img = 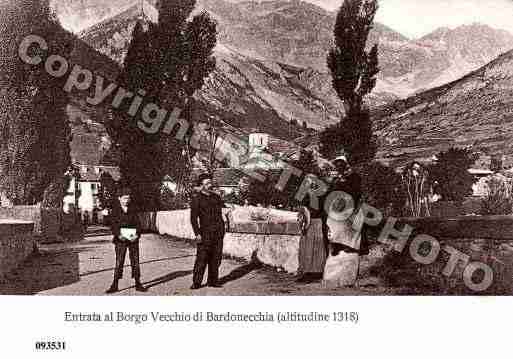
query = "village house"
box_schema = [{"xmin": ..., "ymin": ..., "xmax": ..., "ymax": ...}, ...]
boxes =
[{"xmin": 63, "ymin": 164, "xmax": 121, "ymax": 224}]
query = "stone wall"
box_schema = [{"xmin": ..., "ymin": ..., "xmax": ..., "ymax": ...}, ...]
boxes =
[
  {"xmin": 0, "ymin": 220, "xmax": 35, "ymax": 281},
  {"xmin": 0, "ymin": 205, "xmax": 71, "ymax": 243},
  {"xmin": 367, "ymin": 215, "xmax": 513, "ymax": 294},
  {"xmin": 399, "ymin": 215, "xmax": 513, "ymax": 240},
  {"xmin": 429, "ymin": 197, "xmax": 489, "ymax": 217},
  {"xmin": 139, "ymin": 210, "xmax": 305, "ymax": 273},
  {"xmin": 140, "ymin": 210, "xmax": 513, "ymax": 293}
]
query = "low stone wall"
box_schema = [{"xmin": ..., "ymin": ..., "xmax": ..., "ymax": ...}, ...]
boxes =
[
  {"xmin": 0, "ymin": 205, "xmax": 62, "ymax": 243},
  {"xmin": 429, "ymin": 197, "xmax": 488, "ymax": 217},
  {"xmin": 226, "ymin": 221, "xmax": 302, "ymax": 273},
  {"xmin": 140, "ymin": 210, "xmax": 304, "ymax": 273},
  {"xmin": 0, "ymin": 220, "xmax": 35, "ymax": 281},
  {"xmin": 139, "ymin": 209, "xmax": 233, "ymax": 239},
  {"xmin": 367, "ymin": 215, "xmax": 513, "ymax": 294},
  {"xmin": 399, "ymin": 215, "xmax": 513, "ymax": 240}
]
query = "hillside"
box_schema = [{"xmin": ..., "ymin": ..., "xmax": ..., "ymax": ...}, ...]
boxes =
[
  {"xmin": 75, "ymin": 2, "xmax": 348, "ymax": 133},
  {"xmin": 198, "ymin": 0, "xmax": 513, "ymax": 98},
  {"xmin": 52, "ymin": 0, "xmax": 513, "ymax": 168},
  {"xmin": 55, "ymin": 0, "xmax": 513, "ymax": 100},
  {"xmin": 373, "ymin": 49, "xmax": 513, "ymax": 167}
]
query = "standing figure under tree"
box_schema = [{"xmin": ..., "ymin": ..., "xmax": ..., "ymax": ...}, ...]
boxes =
[
  {"xmin": 106, "ymin": 186, "xmax": 147, "ymax": 293},
  {"xmin": 318, "ymin": 0, "xmax": 380, "ymax": 287},
  {"xmin": 105, "ymin": 0, "xmax": 217, "ymax": 211},
  {"xmin": 321, "ymin": 0, "xmax": 379, "ymax": 166},
  {"xmin": 189, "ymin": 173, "xmax": 231, "ymax": 289}
]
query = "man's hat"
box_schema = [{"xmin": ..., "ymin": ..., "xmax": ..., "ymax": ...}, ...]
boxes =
[
  {"xmin": 196, "ymin": 172, "xmax": 213, "ymax": 187},
  {"xmin": 117, "ymin": 185, "xmax": 132, "ymax": 197},
  {"xmin": 331, "ymin": 154, "xmax": 348, "ymax": 164}
]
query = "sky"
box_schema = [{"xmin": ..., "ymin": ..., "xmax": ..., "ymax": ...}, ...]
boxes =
[
  {"xmin": 308, "ymin": 0, "xmax": 513, "ymax": 38},
  {"xmin": 53, "ymin": 0, "xmax": 513, "ymax": 38}
]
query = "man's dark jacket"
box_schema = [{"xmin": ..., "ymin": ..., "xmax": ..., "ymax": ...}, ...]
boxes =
[
  {"xmin": 110, "ymin": 201, "xmax": 140, "ymax": 243},
  {"xmin": 190, "ymin": 191, "xmax": 225, "ymax": 237}
]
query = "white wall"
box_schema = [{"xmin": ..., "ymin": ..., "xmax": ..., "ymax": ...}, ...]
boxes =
[{"xmin": 62, "ymin": 178, "xmax": 99, "ymax": 213}]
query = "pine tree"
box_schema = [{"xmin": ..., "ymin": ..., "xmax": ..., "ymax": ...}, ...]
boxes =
[
  {"xmin": 321, "ymin": 0, "xmax": 379, "ymax": 165},
  {"xmin": 0, "ymin": 0, "xmax": 73, "ymax": 206}
]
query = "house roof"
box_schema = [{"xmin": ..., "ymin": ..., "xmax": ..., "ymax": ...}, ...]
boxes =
[
  {"xmin": 468, "ymin": 168, "xmax": 494, "ymax": 176},
  {"xmin": 213, "ymin": 168, "xmax": 246, "ymax": 187},
  {"xmin": 267, "ymin": 136, "xmax": 300, "ymax": 158},
  {"xmin": 192, "ymin": 168, "xmax": 291, "ymax": 188},
  {"xmin": 70, "ymin": 133, "xmax": 103, "ymax": 165},
  {"xmin": 78, "ymin": 165, "xmax": 121, "ymax": 182}
]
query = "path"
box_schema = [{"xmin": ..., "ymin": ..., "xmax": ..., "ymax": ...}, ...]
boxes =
[{"xmin": 0, "ymin": 233, "xmax": 395, "ymax": 295}]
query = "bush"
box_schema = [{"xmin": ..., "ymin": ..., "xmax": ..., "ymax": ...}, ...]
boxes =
[
  {"xmin": 221, "ymin": 190, "xmax": 243, "ymax": 205},
  {"xmin": 428, "ymin": 147, "xmax": 478, "ymax": 202},
  {"xmin": 357, "ymin": 162, "xmax": 407, "ymax": 217},
  {"xmin": 401, "ymin": 162, "xmax": 431, "ymax": 217},
  {"xmin": 480, "ymin": 177, "xmax": 513, "ymax": 215},
  {"xmin": 160, "ymin": 186, "xmax": 187, "ymax": 211},
  {"xmin": 319, "ymin": 110, "xmax": 377, "ymax": 166}
]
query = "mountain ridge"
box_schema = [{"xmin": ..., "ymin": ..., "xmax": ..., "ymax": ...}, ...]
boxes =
[
  {"xmin": 53, "ymin": 0, "xmax": 513, "ymax": 168},
  {"xmin": 54, "ymin": 0, "xmax": 513, "ymax": 99},
  {"xmin": 372, "ymin": 47, "xmax": 513, "ymax": 167}
]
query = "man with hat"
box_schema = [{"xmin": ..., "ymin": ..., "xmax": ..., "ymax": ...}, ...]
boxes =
[
  {"xmin": 106, "ymin": 186, "xmax": 147, "ymax": 293},
  {"xmin": 189, "ymin": 173, "xmax": 227, "ymax": 289}
]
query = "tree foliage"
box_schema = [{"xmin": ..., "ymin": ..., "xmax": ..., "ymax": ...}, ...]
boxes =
[
  {"xmin": 358, "ymin": 161, "xmax": 406, "ymax": 217},
  {"xmin": 240, "ymin": 150, "xmax": 322, "ymax": 209},
  {"xmin": 427, "ymin": 147, "xmax": 479, "ymax": 202},
  {"xmin": 479, "ymin": 176, "xmax": 513, "ymax": 215},
  {"xmin": 106, "ymin": 1, "xmax": 217, "ymax": 210},
  {"xmin": 319, "ymin": 109, "xmax": 376, "ymax": 165},
  {"xmin": 327, "ymin": 0, "xmax": 379, "ymax": 115},
  {"xmin": 322, "ymin": 0, "xmax": 379, "ymax": 165},
  {"xmin": 0, "ymin": 0, "xmax": 73, "ymax": 206},
  {"xmin": 98, "ymin": 171, "xmax": 117, "ymax": 210}
]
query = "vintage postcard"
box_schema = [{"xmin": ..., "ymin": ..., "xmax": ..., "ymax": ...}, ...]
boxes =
[{"xmin": 0, "ymin": 0, "xmax": 511, "ymax": 356}]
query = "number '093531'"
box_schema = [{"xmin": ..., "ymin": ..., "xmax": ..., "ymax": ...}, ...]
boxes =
[{"xmin": 34, "ymin": 341, "xmax": 66, "ymax": 350}]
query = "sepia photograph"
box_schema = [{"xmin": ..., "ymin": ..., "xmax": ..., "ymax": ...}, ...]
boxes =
[{"xmin": 1, "ymin": 0, "xmax": 513, "ymax": 298}]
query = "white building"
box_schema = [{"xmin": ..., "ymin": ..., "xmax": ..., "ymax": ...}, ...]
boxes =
[{"xmin": 63, "ymin": 165, "xmax": 120, "ymax": 223}]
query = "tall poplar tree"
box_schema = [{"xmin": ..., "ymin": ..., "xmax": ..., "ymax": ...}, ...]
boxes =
[
  {"xmin": 0, "ymin": 0, "xmax": 73, "ymax": 206},
  {"xmin": 107, "ymin": 0, "xmax": 217, "ymax": 210},
  {"xmin": 320, "ymin": 0, "xmax": 379, "ymax": 165}
]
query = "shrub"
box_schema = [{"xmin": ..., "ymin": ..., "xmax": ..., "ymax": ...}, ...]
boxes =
[
  {"xmin": 358, "ymin": 161, "xmax": 407, "ymax": 217},
  {"xmin": 160, "ymin": 186, "xmax": 187, "ymax": 211},
  {"xmin": 428, "ymin": 147, "xmax": 478, "ymax": 202},
  {"xmin": 480, "ymin": 177, "xmax": 513, "ymax": 215},
  {"xmin": 221, "ymin": 190, "xmax": 243, "ymax": 205},
  {"xmin": 401, "ymin": 162, "xmax": 431, "ymax": 217}
]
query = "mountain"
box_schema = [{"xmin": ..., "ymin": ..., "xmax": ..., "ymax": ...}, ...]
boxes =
[
  {"xmin": 198, "ymin": 0, "xmax": 513, "ymax": 98},
  {"xmin": 200, "ymin": 0, "xmax": 408, "ymax": 72},
  {"xmin": 52, "ymin": 0, "xmax": 513, "ymax": 168},
  {"xmin": 74, "ymin": 1, "xmax": 350, "ymax": 135},
  {"xmin": 406, "ymin": 23, "xmax": 513, "ymax": 93},
  {"xmin": 53, "ymin": 0, "xmax": 513, "ymax": 99},
  {"xmin": 372, "ymin": 49, "xmax": 513, "ymax": 167},
  {"xmin": 50, "ymin": 0, "xmax": 137, "ymax": 34}
]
